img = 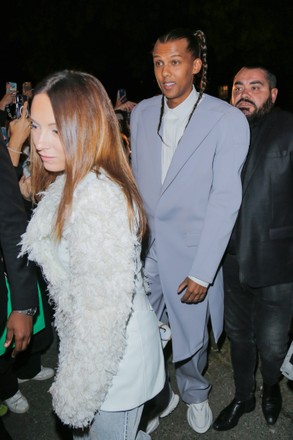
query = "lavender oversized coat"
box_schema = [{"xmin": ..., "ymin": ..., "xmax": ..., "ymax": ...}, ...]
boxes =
[{"xmin": 131, "ymin": 94, "xmax": 250, "ymax": 362}]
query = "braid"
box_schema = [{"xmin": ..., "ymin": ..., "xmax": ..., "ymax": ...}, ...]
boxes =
[
  {"xmin": 184, "ymin": 30, "xmax": 208, "ymax": 119},
  {"xmin": 194, "ymin": 30, "xmax": 208, "ymax": 98},
  {"xmin": 157, "ymin": 96, "xmax": 165, "ymax": 136}
]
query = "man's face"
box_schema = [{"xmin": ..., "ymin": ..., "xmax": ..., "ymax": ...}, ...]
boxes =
[
  {"xmin": 231, "ymin": 68, "xmax": 278, "ymax": 121},
  {"xmin": 153, "ymin": 38, "xmax": 202, "ymax": 109}
]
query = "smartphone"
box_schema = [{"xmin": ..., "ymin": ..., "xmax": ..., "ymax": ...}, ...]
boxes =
[
  {"xmin": 118, "ymin": 88, "xmax": 127, "ymax": 104},
  {"xmin": 22, "ymin": 157, "xmax": 31, "ymax": 179},
  {"xmin": 6, "ymin": 82, "xmax": 17, "ymax": 95},
  {"xmin": 15, "ymin": 94, "xmax": 29, "ymax": 118}
]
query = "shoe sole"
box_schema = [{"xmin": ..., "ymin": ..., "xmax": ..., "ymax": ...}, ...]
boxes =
[
  {"xmin": 160, "ymin": 393, "xmax": 180, "ymax": 418},
  {"xmin": 18, "ymin": 372, "xmax": 54, "ymax": 384},
  {"xmin": 18, "ymin": 375, "xmax": 54, "ymax": 384},
  {"xmin": 17, "ymin": 378, "xmax": 30, "ymax": 384},
  {"xmin": 146, "ymin": 417, "xmax": 160, "ymax": 434},
  {"xmin": 146, "ymin": 393, "xmax": 180, "ymax": 434}
]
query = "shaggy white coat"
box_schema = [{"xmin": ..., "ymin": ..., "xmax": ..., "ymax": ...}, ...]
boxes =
[{"xmin": 20, "ymin": 171, "xmax": 137, "ymax": 428}]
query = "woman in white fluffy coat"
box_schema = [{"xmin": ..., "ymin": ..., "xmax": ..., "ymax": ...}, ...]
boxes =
[{"xmin": 20, "ymin": 70, "xmax": 165, "ymax": 440}]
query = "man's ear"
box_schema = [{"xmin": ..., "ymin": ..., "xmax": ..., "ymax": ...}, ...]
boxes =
[
  {"xmin": 271, "ymin": 87, "xmax": 278, "ymax": 104},
  {"xmin": 193, "ymin": 58, "xmax": 202, "ymax": 75}
]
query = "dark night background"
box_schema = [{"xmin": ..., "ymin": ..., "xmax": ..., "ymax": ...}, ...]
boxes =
[{"xmin": 2, "ymin": 0, "xmax": 293, "ymax": 110}]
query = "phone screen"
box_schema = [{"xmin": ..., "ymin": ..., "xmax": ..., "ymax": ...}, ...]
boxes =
[
  {"xmin": 118, "ymin": 88, "xmax": 127, "ymax": 103},
  {"xmin": 6, "ymin": 82, "xmax": 17, "ymax": 95}
]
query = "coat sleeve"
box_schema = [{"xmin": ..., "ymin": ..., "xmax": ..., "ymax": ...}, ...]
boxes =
[
  {"xmin": 189, "ymin": 108, "xmax": 250, "ymax": 283},
  {"xmin": 0, "ymin": 141, "xmax": 38, "ymax": 313}
]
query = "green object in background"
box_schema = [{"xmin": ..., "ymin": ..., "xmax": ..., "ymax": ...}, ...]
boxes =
[
  {"xmin": 0, "ymin": 279, "xmax": 45, "ymax": 356},
  {"xmin": 0, "ymin": 404, "xmax": 8, "ymax": 416}
]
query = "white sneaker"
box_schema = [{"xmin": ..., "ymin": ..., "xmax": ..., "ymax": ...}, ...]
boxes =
[
  {"xmin": 4, "ymin": 390, "xmax": 29, "ymax": 414},
  {"xmin": 187, "ymin": 400, "xmax": 213, "ymax": 433},
  {"xmin": 160, "ymin": 390, "xmax": 180, "ymax": 418},
  {"xmin": 18, "ymin": 365, "xmax": 54, "ymax": 383},
  {"xmin": 146, "ymin": 390, "xmax": 180, "ymax": 434}
]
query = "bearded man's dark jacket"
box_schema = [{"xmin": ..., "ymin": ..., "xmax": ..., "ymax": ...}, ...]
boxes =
[{"xmin": 228, "ymin": 108, "xmax": 293, "ymax": 287}]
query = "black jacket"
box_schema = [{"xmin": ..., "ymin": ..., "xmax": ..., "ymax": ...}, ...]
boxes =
[
  {"xmin": 0, "ymin": 136, "xmax": 38, "ymax": 334},
  {"xmin": 233, "ymin": 108, "xmax": 293, "ymax": 287}
]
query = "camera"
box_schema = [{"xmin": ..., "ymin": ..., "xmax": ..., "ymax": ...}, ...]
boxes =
[{"xmin": 15, "ymin": 94, "xmax": 29, "ymax": 119}]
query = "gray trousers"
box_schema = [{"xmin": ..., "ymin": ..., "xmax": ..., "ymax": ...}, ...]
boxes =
[{"xmin": 144, "ymin": 244, "xmax": 211, "ymax": 405}]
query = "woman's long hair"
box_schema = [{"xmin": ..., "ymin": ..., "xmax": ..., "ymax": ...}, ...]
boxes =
[{"xmin": 30, "ymin": 70, "xmax": 146, "ymax": 240}]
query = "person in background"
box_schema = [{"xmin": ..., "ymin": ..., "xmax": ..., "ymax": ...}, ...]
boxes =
[
  {"xmin": 114, "ymin": 89, "xmax": 136, "ymax": 162},
  {"xmin": 20, "ymin": 70, "xmax": 165, "ymax": 440},
  {"xmin": 6, "ymin": 101, "xmax": 30, "ymax": 165},
  {"xmin": 0, "ymin": 90, "xmax": 15, "ymax": 143},
  {"xmin": 0, "ymin": 99, "xmax": 54, "ymax": 416},
  {"xmin": 213, "ymin": 66, "xmax": 293, "ymax": 431},
  {"xmin": 0, "ymin": 81, "xmax": 33, "ymax": 143},
  {"xmin": 0, "ymin": 126, "xmax": 38, "ymax": 439},
  {"xmin": 22, "ymin": 82, "xmax": 33, "ymax": 100},
  {"xmin": 130, "ymin": 27, "xmax": 249, "ymax": 434}
]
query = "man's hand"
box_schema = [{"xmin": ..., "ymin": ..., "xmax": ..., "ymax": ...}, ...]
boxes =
[
  {"xmin": 7, "ymin": 101, "xmax": 30, "ymax": 165},
  {"xmin": 0, "ymin": 92, "xmax": 15, "ymax": 110},
  {"xmin": 178, "ymin": 277, "xmax": 208, "ymax": 304},
  {"xmin": 4, "ymin": 311, "xmax": 33, "ymax": 358},
  {"xmin": 114, "ymin": 100, "xmax": 136, "ymax": 112}
]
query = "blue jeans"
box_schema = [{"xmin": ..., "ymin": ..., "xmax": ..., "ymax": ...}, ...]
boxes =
[
  {"xmin": 224, "ymin": 254, "xmax": 293, "ymax": 401},
  {"xmin": 72, "ymin": 404, "xmax": 150, "ymax": 440}
]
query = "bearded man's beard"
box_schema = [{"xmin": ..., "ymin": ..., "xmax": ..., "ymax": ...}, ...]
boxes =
[{"xmin": 247, "ymin": 96, "xmax": 274, "ymax": 124}]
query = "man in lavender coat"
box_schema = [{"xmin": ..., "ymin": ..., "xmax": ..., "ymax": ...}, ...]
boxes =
[{"xmin": 131, "ymin": 28, "xmax": 249, "ymax": 434}]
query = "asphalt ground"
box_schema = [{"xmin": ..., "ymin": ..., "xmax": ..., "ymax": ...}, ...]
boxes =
[{"xmin": 2, "ymin": 331, "xmax": 293, "ymax": 440}]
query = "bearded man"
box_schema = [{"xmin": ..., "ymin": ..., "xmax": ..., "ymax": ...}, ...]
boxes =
[{"xmin": 213, "ymin": 66, "xmax": 293, "ymax": 431}]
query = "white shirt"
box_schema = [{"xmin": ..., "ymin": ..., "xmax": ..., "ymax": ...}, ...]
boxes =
[
  {"xmin": 161, "ymin": 86, "xmax": 199, "ymax": 183},
  {"xmin": 160, "ymin": 87, "xmax": 208, "ymax": 288}
]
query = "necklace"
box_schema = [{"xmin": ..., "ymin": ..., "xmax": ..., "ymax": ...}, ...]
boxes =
[{"xmin": 157, "ymin": 93, "xmax": 203, "ymax": 147}]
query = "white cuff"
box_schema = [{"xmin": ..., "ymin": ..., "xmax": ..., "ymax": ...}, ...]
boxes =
[{"xmin": 188, "ymin": 276, "xmax": 209, "ymax": 288}]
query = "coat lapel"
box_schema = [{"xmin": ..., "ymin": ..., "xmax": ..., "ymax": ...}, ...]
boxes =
[
  {"xmin": 242, "ymin": 118, "xmax": 270, "ymax": 196},
  {"xmin": 160, "ymin": 99, "xmax": 224, "ymax": 195}
]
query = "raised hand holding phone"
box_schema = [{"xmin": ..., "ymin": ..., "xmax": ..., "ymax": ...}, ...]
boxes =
[{"xmin": 7, "ymin": 101, "xmax": 30, "ymax": 165}]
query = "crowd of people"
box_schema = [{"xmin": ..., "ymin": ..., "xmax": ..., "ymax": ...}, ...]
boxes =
[{"xmin": 0, "ymin": 26, "xmax": 292, "ymax": 440}]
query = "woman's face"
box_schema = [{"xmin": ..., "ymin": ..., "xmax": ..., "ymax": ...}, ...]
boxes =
[{"xmin": 30, "ymin": 93, "xmax": 66, "ymax": 172}]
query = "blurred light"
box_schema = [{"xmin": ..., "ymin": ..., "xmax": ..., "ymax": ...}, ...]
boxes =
[{"xmin": 218, "ymin": 85, "xmax": 229, "ymax": 100}]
